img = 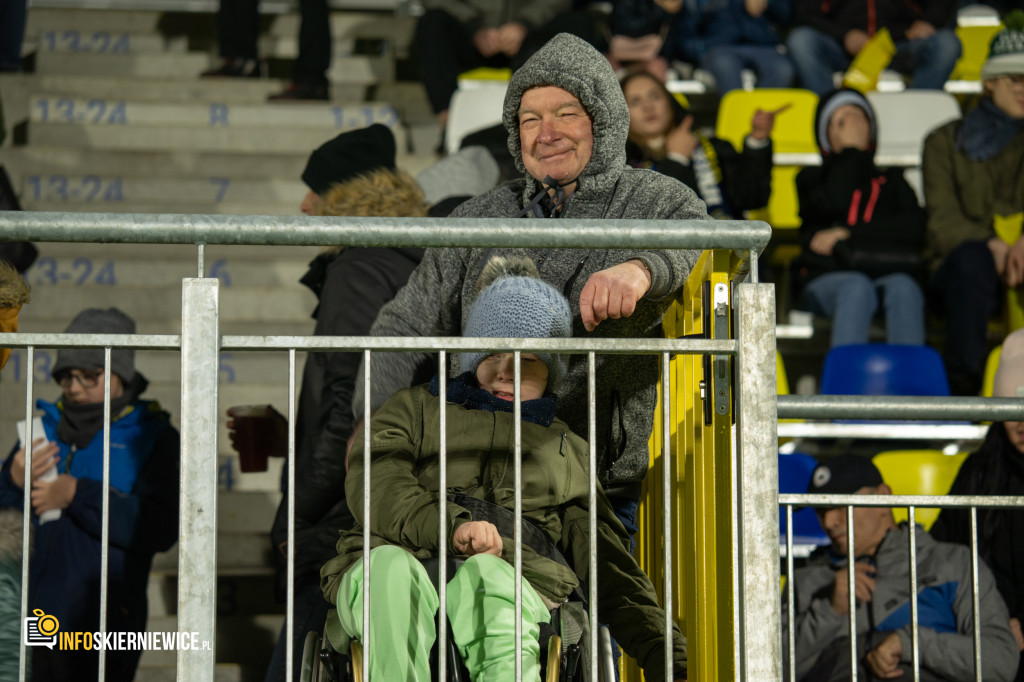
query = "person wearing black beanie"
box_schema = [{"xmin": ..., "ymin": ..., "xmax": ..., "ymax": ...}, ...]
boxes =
[{"xmin": 299, "ymin": 124, "xmax": 397, "ymax": 215}]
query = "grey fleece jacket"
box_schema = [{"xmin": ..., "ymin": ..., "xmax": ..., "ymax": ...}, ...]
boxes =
[
  {"xmin": 783, "ymin": 524, "xmax": 1020, "ymax": 682},
  {"xmin": 354, "ymin": 33, "xmax": 708, "ymax": 498}
]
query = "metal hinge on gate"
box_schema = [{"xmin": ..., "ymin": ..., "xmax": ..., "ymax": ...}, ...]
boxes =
[{"xmin": 712, "ymin": 283, "xmax": 731, "ymax": 418}]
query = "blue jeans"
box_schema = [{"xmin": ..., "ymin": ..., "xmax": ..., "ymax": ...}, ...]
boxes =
[
  {"xmin": 786, "ymin": 26, "xmax": 961, "ymax": 95},
  {"xmin": 801, "ymin": 271, "xmax": 925, "ymax": 347},
  {"xmin": 701, "ymin": 44, "xmax": 796, "ymax": 93}
]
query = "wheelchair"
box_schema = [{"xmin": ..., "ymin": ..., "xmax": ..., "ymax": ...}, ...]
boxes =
[{"xmin": 299, "ymin": 556, "xmax": 617, "ymax": 682}]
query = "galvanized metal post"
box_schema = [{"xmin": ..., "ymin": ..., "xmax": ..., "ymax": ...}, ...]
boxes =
[
  {"xmin": 177, "ymin": 278, "xmax": 220, "ymax": 680},
  {"xmin": 733, "ymin": 283, "xmax": 781, "ymax": 681}
]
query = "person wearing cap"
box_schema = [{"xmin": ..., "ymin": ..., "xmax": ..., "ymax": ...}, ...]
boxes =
[
  {"xmin": 0, "ymin": 307, "xmax": 180, "ymax": 681},
  {"xmin": 621, "ymin": 70, "xmax": 775, "ymax": 220},
  {"xmin": 923, "ymin": 11, "xmax": 1024, "ymax": 397},
  {"xmin": 322, "ymin": 255, "xmax": 687, "ymax": 682},
  {"xmin": 785, "ymin": 454, "xmax": 1019, "ymax": 681},
  {"xmin": 225, "ymin": 125, "xmax": 434, "ymax": 682},
  {"xmin": 793, "ymin": 88, "xmax": 927, "ymax": 348},
  {"xmin": 353, "ymin": 35, "xmax": 710, "ymax": 553},
  {"xmin": 932, "ymin": 326, "xmax": 1024, "ymax": 680}
]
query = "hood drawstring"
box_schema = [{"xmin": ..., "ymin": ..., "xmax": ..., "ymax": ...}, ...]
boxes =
[{"xmin": 517, "ymin": 175, "xmax": 579, "ymax": 218}]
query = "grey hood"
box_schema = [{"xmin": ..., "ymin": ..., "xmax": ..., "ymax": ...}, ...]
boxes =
[{"xmin": 501, "ymin": 33, "xmax": 630, "ymax": 202}]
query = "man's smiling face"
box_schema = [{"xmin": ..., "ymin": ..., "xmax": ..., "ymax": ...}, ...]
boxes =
[{"xmin": 518, "ymin": 86, "xmax": 594, "ymax": 191}]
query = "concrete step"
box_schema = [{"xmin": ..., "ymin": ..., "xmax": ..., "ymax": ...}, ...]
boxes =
[
  {"xmin": 147, "ymin": 566, "xmax": 281, "ymax": 618},
  {"xmin": 26, "ymin": 8, "xmax": 165, "ymax": 35},
  {"xmin": 4, "ymin": 146, "xmax": 437, "ymax": 184},
  {"xmin": 151, "ymin": 533, "xmax": 277, "ymax": 573},
  {"xmin": 20, "ymin": 241, "xmax": 318, "ymax": 262},
  {"xmin": 28, "ymin": 120, "xmax": 408, "ymax": 153},
  {"xmin": 35, "ymin": 50, "xmax": 211, "ymax": 77},
  {"xmin": 268, "ymin": 11, "xmax": 406, "ymax": 39},
  {"xmin": 10, "ymin": 73, "xmax": 366, "ymax": 103},
  {"xmin": 32, "ymin": 29, "xmax": 187, "ymax": 54},
  {"xmin": 19, "ymin": 173, "xmax": 309, "ymax": 206},
  {"xmin": 28, "ymin": 95, "xmax": 399, "ymax": 129},
  {"xmin": 20, "ymin": 200, "xmax": 301, "ymax": 215}
]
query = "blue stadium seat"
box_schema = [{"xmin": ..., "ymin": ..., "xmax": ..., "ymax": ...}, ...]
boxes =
[
  {"xmin": 820, "ymin": 344, "xmax": 951, "ymax": 396},
  {"xmin": 778, "ymin": 452, "xmax": 830, "ymax": 551}
]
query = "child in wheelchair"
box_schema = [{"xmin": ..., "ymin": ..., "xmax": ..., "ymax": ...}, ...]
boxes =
[{"xmin": 319, "ymin": 255, "xmax": 687, "ymax": 681}]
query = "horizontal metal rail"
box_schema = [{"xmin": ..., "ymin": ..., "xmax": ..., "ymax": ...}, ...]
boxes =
[
  {"xmin": 778, "ymin": 394, "xmax": 1024, "ymax": 422},
  {"xmin": 779, "ymin": 493, "xmax": 1024, "ymax": 508},
  {"xmin": 777, "ymin": 422, "xmax": 988, "ymax": 440},
  {"xmin": 0, "ymin": 212, "xmax": 772, "ymax": 251}
]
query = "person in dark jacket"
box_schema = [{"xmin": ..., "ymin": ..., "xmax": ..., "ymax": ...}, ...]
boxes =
[
  {"xmin": 322, "ymin": 255, "xmax": 688, "ymax": 682},
  {"xmin": 784, "ymin": 455, "xmax": 1020, "ymax": 681},
  {"xmin": 786, "ymin": 0, "xmax": 961, "ymax": 95},
  {"xmin": 621, "ymin": 70, "xmax": 774, "ymax": 218},
  {"xmin": 922, "ymin": 14, "xmax": 1024, "ymax": 396},
  {"xmin": 932, "ymin": 326, "xmax": 1024, "ymax": 681},
  {"xmin": 607, "ymin": 0, "xmax": 687, "ymax": 80},
  {"xmin": 0, "ymin": 307, "xmax": 180, "ymax": 682},
  {"xmin": 224, "ymin": 125, "xmax": 432, "ymax": 682},
  {"xmin": 668, "ymin": 0, "xmax": 795, "ymax": 93},
  {"xmin": 794, "ymin": 88, "xmax": 928, "ymax": 347}
]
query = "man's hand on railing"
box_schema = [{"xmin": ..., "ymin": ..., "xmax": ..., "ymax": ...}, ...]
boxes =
[
  {"xmin": 452, "ymin": 521, "xmax": 503, "ymax": 558},
  {"xmin": 579, "ymin": 260, "xmax": 651, "ymax": 332},
  {"xmin": 10, "ymin": 439, "xmax": 59, "ymax": 490}
]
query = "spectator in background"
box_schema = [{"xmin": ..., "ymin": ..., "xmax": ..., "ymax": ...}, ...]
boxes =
[
  {"xmin": 607, "ymin": 0, "xmax": 687, "ymax": 81},
  {"xmin": 0, "ymin": 260, "xmax": 29, "ymax": 371},
  {"xmin": 0, "ymin": 0, "xmax": 26, "ymax": 72},
  {"xmin": 0, "ymin": 307, "xmax": 180, "ymax": 682},
  {"xmin": 922, "ymin": 14, "xmax": 1024, "ymax": 395},
  {"xmin": 621, "ymin": 71, "xmax": 775, "ymax": 218},
  {"xmin": 201, "ymin": 0, "xmax": 331, "ymax": 100},
  {"xmin": 668, "ymin": 0, "xmax": 795, "ymax": 93},
  {"xmin": 787, "ymin": 0, "xmax": 961, "ymax": 95},
  {"xmin": 932, "ymin": 326, "xmax": 1024, "ymax": 680},
  {"xmin": 794, "ymin": 89, "xmax": 927, "ymax": 347},
  {"xmin": 413, "ymin": 0, "xmax": 599, "ymax": 141},
  {"xmin": 784, "ymin": 455, "xmax": 1020, "ymax": 682}
]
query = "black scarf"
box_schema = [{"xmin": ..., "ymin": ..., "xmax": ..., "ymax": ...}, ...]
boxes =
[
  {"xmin": 56, "ymin": 373, "xmax": 147, "ymax": 449},
  {"xmin": 956, "ymin": 97, "xmax": 1024, "ymax": 162},
  {"xmin": 428, "ymin": 372, "xmax": 558, "ymax": 427}
]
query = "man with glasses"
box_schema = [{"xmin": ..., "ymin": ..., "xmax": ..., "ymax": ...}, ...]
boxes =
[
  {"xmin": 0, "ymin": 307, "xmax": 180, "ymax": 682},
  {"xmin": 784, "ymin": 455, "xmax": 1019, "ymax": 682}
]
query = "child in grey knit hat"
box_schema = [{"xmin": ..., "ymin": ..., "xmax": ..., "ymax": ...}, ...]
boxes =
[{"xmin": 323, "ymin": 254, "xmax": 687, "ymax": 682}]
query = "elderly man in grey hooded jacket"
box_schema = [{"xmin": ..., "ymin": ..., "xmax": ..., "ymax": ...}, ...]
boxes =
[{"xmin": 352, "ymin": 33, "xmax": 709, "ymax": 529}]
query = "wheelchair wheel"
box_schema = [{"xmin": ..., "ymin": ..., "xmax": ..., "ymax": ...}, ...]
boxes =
[
  {"xmin": 545, "ymin": 634, "xmax": 562, "ymax": 682},
  {"xmin": 300, "ymin": 631, "xmax": 319, "ymax": 682}
]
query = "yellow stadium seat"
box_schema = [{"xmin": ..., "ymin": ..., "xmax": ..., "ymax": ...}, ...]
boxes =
[
  {"xmin": 457, "ymin": 67, "xmax": 513, "ymax": 83},
  {"xmin": 872, "ymin": 450, "xmax": 968, "ymax": 530},
  {"xmin": 951, "ymin": 23, "xmax": 1003, "ymax": 82},
  {"xmin": 715, "ymin": 89, "xmax": 819, "ymax": 231},
  {"xmin": 983, "ymin": 345, "xmax": 1002, "ymax": 398}
]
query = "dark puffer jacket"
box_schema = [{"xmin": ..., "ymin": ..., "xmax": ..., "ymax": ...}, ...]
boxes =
[{"xmin": 353, "ymin": 33, "xmax": 708, "ymax": 500}]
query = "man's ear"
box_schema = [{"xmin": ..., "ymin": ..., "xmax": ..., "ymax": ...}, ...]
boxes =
[{"xmin": 877, "ymin": 483, "xmax": 892, "ymax": 495}]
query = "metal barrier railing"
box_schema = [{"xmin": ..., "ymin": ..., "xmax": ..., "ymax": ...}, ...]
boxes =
[{"xmin": 2, "ymin": 212, "xmax": 775, "ymax": 682}]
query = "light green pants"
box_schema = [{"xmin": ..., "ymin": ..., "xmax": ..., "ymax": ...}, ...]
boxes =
[{"xmin": 336, "ymin": 546, "xmax": 551, "ymax": 681}]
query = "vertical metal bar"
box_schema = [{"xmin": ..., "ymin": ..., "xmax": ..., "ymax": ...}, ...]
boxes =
[
  {"xmin": 908, "ymin": 507, "xmax": 920, "ymax": 682},
  {"xmin": 178, "ymin": 278, "xmax": 220, "ymax": 678},
  {"xmin": 749, "ymin": 248, "xmax": 759, "ymax": 284},
  {"xmin": 362, "ymin": 349, "xmax": 371, "ymax": 678},
  {"xmin": 514, "ymin": 350, "xmax": 523, "ymax": 682},
  {"xmin": 588, "ymin": 351, "xmax": 598, "ymax": 682},
  {"xmin": 98, "ymin": 348, "xmax": 112, "ymax": 681},
  {"xmin": 847, "ymin": 505, "xmax": 857, "ymax": 682},
  {"xmin": 786, "ymin": 505, "xmax": 796, "ymax": 682},
  {"xmin": 18, "ymin": 347, "xmax": 34, "ymax": 682},
  {"xmin": 197, "ymin": 243, "xmax": 206, "ymax": 278},
  {"xmin": 437, "ymin": 350, "xmax": 448, "ymax": 682},
  {"xmin": 662, "ymin": 350, "xmax": 673, "ymax": 682},
  {"xmin": 734, "ymin": 283, "xmax": 781, "ymax": 681},
  {"xmin": 970, "ymin": 507, "xmax": 982, "ymax": 681},
  {"xmin": 285, "ymin": 349, "xmax": 297, "ymax": 682}
]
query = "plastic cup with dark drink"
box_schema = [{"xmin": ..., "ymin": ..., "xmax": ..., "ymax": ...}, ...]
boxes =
[{"xmin": 226, "ymin": 404, "xmax": 287, "ymax": 473}]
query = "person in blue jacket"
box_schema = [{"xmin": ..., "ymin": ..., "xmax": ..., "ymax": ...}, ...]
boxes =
[{"xmin": 0, "ymin": 307, "xmax": 180, "ymax": 682}]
